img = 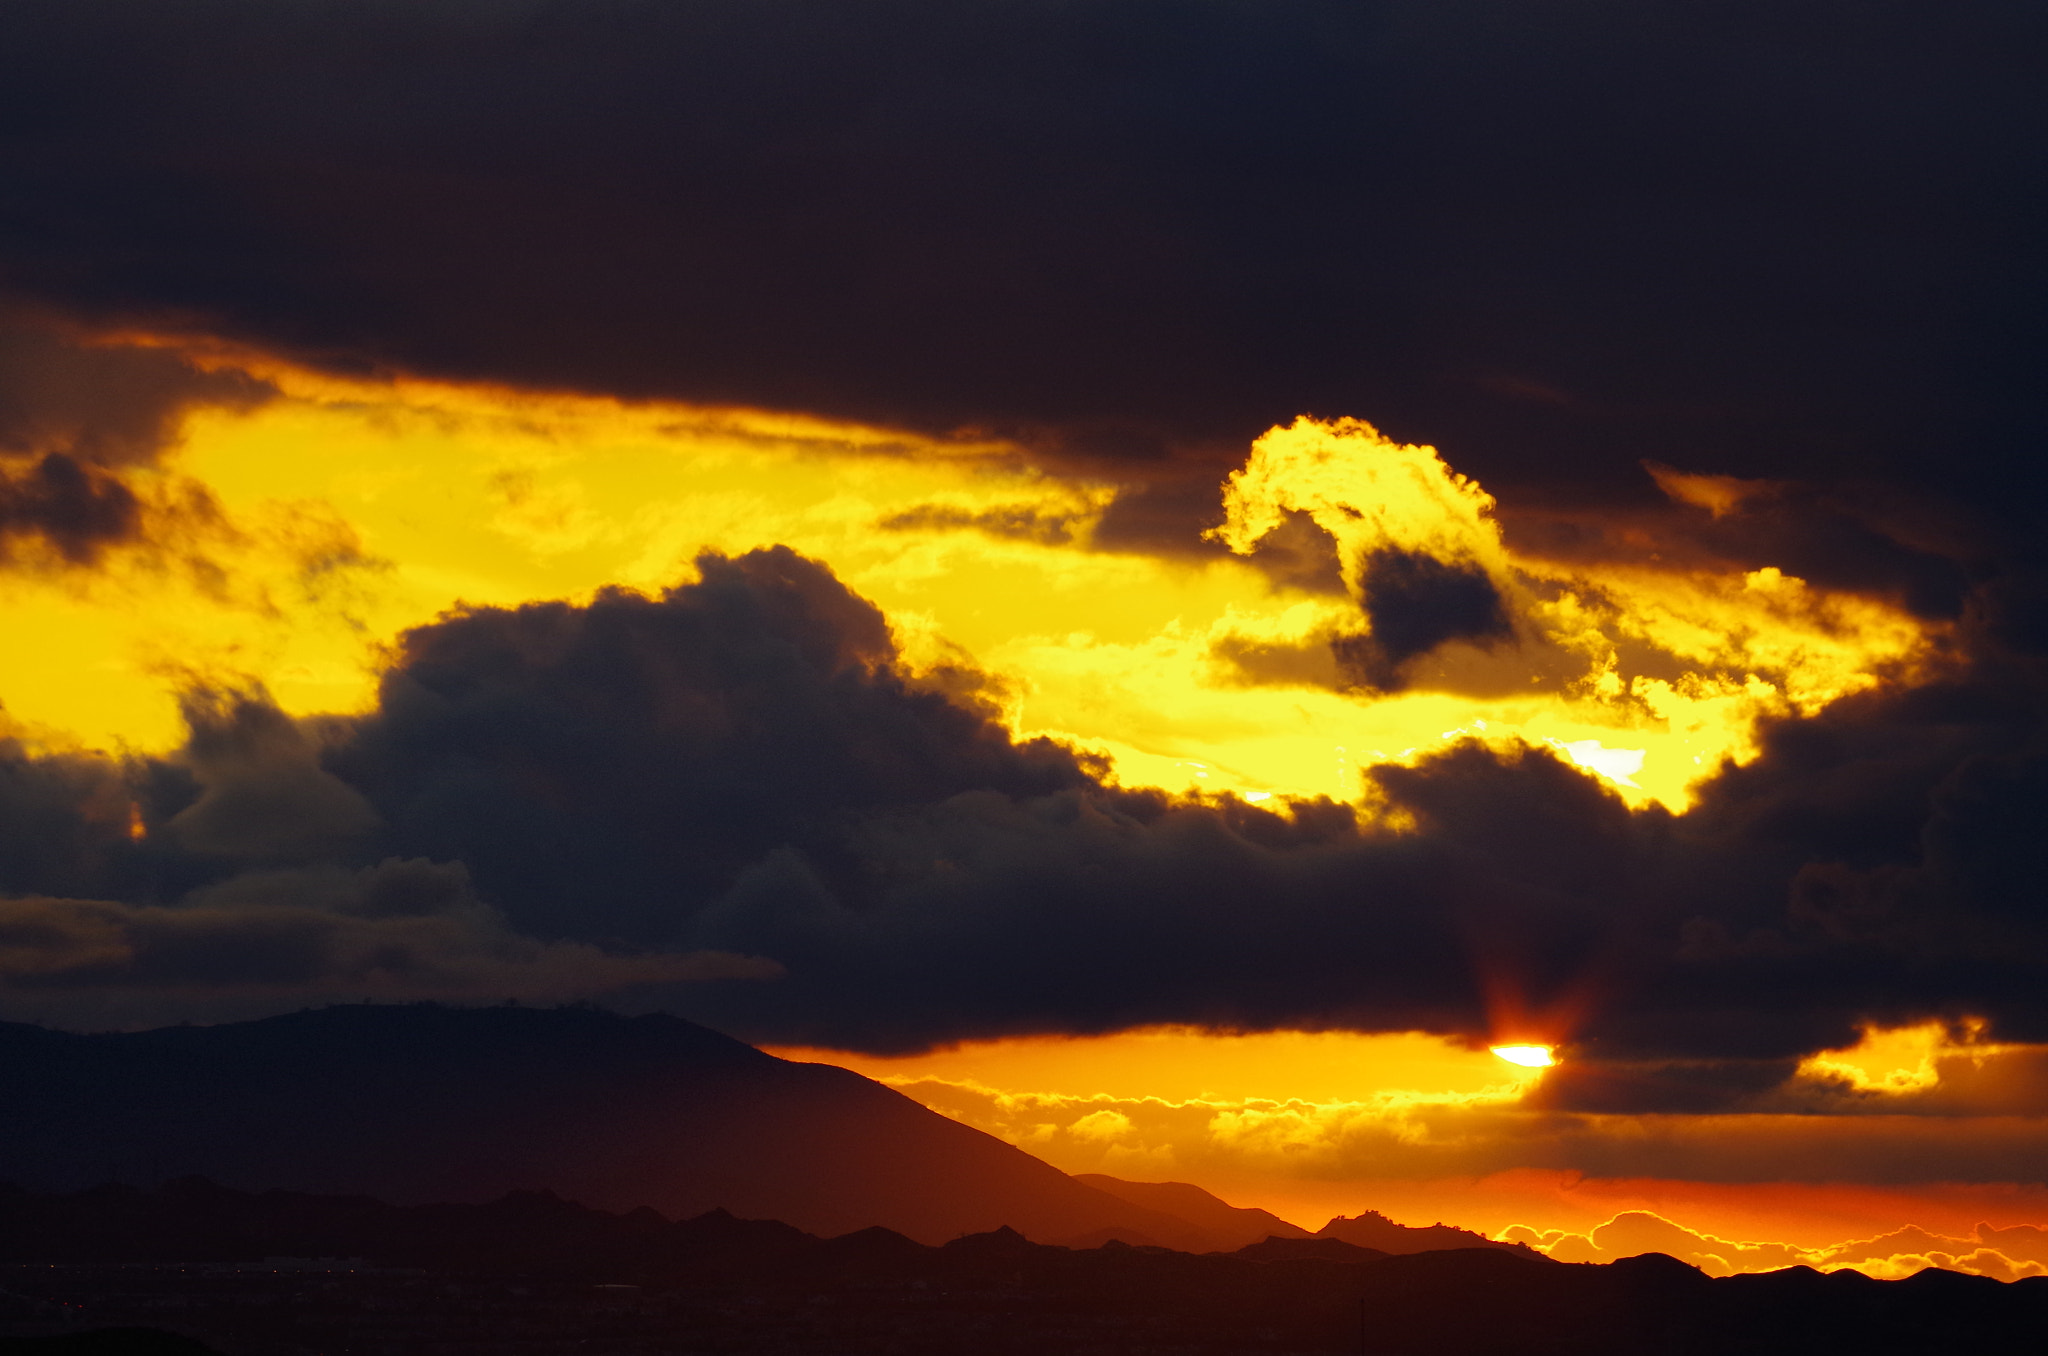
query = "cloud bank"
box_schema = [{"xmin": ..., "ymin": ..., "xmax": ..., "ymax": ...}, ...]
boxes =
[{"xmin": 0, "ymin": 537, "xmax": 2040, "ymax": 1091}]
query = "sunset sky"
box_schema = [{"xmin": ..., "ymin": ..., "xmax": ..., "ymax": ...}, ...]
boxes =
[{"xmin": 5, "ymin": 0, "xmax": 2048, "ymax": 1283}]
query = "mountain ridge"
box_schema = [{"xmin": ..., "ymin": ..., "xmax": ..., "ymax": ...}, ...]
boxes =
[
  {"xmin": 3, "ymin": 1179, "xmax": 2044, "ymax": 1355},
  {"xmin": 1317, "ymin": 1207, "xmax": 1541, "ymax": 1258},
  {"xmin": 0, "ymin": 1004, "xmax": 1209, "ymax": 1248},
  {"xmin": 1073, "ymin": 1173, "xmax": 1314, "ymax": 1250}
]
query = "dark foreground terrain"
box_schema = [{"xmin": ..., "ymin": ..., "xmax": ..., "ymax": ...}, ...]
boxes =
[
  {"xmin": 2, "ymin": 1181, "xmax": 2043, "ymax": 1356},
  {"xmin": 0, "ymin": 1006, "xmax": 1213, "ymax": 1248}
]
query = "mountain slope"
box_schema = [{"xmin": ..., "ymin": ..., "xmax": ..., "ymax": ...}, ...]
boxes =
[{"xmin": 0, "ymin": 1004, "xmax": 1206, "ymax": 1247}]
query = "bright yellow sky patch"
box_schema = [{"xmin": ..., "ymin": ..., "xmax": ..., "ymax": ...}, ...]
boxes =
[
  {"xmin": 0, "ymin": 362, "xmax": 1937, "ymax": 820},
  {"xmin": 1796, "ymin": 1019, "xmax": 2011, "ymax": 1096},
  {"xmin": 768, "ymin": 1026, "xmax": 1530, "ymax": 1104}
]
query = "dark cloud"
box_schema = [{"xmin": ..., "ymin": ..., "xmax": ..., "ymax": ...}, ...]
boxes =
[
  {"xmin": 0, "ymin": 732, "xmax": 769, "ymax": 1027},
  {"xmin": 325, "ymin": 547, "xmax": 1101, "ymax": 949},
  {"xmin": 166, "ymin": 688, "xmax": 382, "ymax": 864},
  {"xmin": 0, "ymin": 313, "xmax": 271, "ymax": 468},
  {"xmin": 0, "ymin": 451, "xmax": 138, "ymax": 564},
  {"xmin": 6, "ymin": 546, "xmax": 2048, "ymax": 1091},
  {"xmin": 1499, "ymin": 471, "xmax": 1980, "ymax": 624},
  {"xmin": 316, "ymin": 556, "xmax": 2048, "ymax": 1066},
  {"xmin": 0, "ymin": 312, "xmax": 272, "ymax": 563},
  {"xmin": 1333, "ymin": 549, "xmax": 1514, "ymax": 692},
  {"xmin": 0, "ymin": 732, "xmax": 141, "ymax": 902},
  {"xmin": 1522, "ymin": 1056, "xmax": 1806, "ymax": 1116},
  {"xmin": 1206, "ymin": 546, "xmax": 1578, "ymax": 700},
  {"xmin": 0, "ymin": 0, "xmax": 2043, "ymax": 557},
  {"xmin": 0, "ymin": 873, "xmax": 770, "ymax": 1030},
  {"xmin": 1206, "ymin": 631, "xmax": 1344, "ymax": 691},
  {"xmin": 876, "ymin": 504, "xmax": 1078, "ymax": 546}
]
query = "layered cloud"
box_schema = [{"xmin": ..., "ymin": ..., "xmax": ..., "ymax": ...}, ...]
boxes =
[
  {"xmin": 0, "ymin": 867, "xmax": 765, "ymax": 1030},
  {"xmin": 0, "ymin": 697, "xmax": 774, "ymax": 1027}
]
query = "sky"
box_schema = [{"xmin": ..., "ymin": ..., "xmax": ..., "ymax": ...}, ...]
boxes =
[{"xmin": 4, "ymin": 0, "xmax": 2048, "ymax": 1282}]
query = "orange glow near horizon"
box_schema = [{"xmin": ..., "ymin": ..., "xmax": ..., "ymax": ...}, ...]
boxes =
[
  {"xmin": 766, "ymin": 1026, "xmax": 1539, "ymax": 1106},
  {"xmin": 1208, "ymin": 1172, "xmax": 2048, "ymax": 1269},
  {"xmin": 769, "ymin": 1027, "xmax": 2048, "ymax": 1280}
]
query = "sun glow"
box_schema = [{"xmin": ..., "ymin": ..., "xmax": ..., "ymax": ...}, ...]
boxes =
[
  {"xmin": 1490, "ymin": 1044, "xmax": 1556, "ymax": 1068},
  {"xmin": 768, "ymin": 1027, "xmax": 1527, "ymax": 1105}
]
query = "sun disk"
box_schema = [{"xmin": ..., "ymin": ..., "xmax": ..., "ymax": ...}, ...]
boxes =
[{"xmin": 1491, "ymin": 1044, "xmax": 1555, "ymax": 1068}]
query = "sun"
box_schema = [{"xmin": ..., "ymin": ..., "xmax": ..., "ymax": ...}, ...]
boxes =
[{"xmin": 1490, "ymin": 1044, "xmax": 1556, "ymax": 1068}]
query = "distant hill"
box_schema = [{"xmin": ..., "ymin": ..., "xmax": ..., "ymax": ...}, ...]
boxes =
[
  {"xmin": 1233, "ymin": 1235, "xmax": 1385, "ymax": 1263},
  {"xmin": 1072, "ymin": 1178, "xmax": 1537, "ymax": 1259},
  {"xmin": 0, "ymin": 1005, "xmax": 1209, "ymax": 1248},
  {"xmin": 1317, "ymin": 1208, "xmax": 1540, "ymax": 1257},
  {"xmin": 1074, "ymin": 1175, "xmax": 1312, "ymax": 1250},
  {"xmin": 3, "ymin": 1182, "xmax": 2045, "ymax": 1355}
]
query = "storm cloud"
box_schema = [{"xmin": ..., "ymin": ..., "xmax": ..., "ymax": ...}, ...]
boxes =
[{"xmin": 0, "ymin": 0, "xmax": 2044, "ymax": 564}]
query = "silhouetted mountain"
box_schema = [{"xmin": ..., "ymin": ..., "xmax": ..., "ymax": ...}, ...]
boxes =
[
  {"xmin": 1234, "ymin": 1236, "xmax": 1386, "ymax": 1263},
  {"xmin": 1349, "ymin": 1247, "xmax": 2048, "ymax": 1355},
  {"xmin": 0, "ymin": 1005, "xmax": 1205, "ymax": 1247},
  {"xmin": 1075, "ymin": 1175, "xmax": 1312, "ymax": 1250},
  {"xmin": 1317, "ymin": 1207, "xmax": 1540, "ymax": 1258},
  {"xmin": 0, "ymin": 1179, "xmax": 816, "ymax": 1276},
  {"xmin": 1, "ymin": 1182, "xmax": 2044, "ymax": 1355},
  {"xmin": 1060, "ymin": 1225, "xmax": 1178, "ymax": 1249}
]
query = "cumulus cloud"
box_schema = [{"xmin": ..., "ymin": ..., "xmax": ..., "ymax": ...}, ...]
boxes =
[{"xmin": 326, "ymin": 547, "xmax": 1101, "ymax": 948}]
